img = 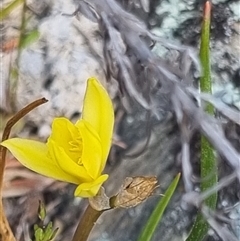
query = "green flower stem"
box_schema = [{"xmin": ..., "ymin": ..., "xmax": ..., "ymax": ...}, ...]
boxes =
[
  {"xmin": 71, "ymin": 193, "xmax": 131, "ymax": 241},
  {"xmin": 187, "ymin": 2, "xmax": 218, "ymax": 240},
  {"xmin": 72, "ymin": 205, "xmax": 104, "ymax": 241},
  {"xmin": 72, "ymin": 190, "xmax": 134, "ymax": 241},
  {"xmin": 199, "ymin": 0, "xmax": 217, "ymax": 204},
  {"xmin": 199, "ymin": 1, "xmax": 212, "ymax": 97}
]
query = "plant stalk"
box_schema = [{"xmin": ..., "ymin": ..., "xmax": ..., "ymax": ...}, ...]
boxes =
[{"xmin": 72, "ymin": 204, "xmax": 104, "ymax": 241}]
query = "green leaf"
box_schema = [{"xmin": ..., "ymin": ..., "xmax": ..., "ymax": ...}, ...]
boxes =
[
  {"xmin": 20, "ymin": 29, "xmax": 40, "ymax": 49},
  {"xmin": 42, "ymin": 222, "xmax": 53, "ymax": 241},
  {"xmin": 33, "ymin": 201, "xmax": 59, "ymax": 241},
  {"xmin": 186, "ymin": 2, "xmax": 218, "ymax": 240},
  {"xmin": 38, "ymin": 201, "xmax": 46, "ymax": 221},
  {"xmin": 0, "ymin": 0, "xmax": 24, "ymax": 20},
  {"xmin": 49, "ymin": 228, "xmax": 59, "ymax": 241},
  {"xmin": 137, "ymin": 173, "xmax": 181, "ymax": 241},
  {"xmin": 34, "ymin": 227, "xmax": 44, "ymax": 241},
  {"xmin": 34, "ymin": 224, "xmax": 39, "ymax": 232}
]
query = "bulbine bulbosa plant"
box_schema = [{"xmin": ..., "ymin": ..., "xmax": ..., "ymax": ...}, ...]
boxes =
[{"xmin": 1, "ymin": 1, "xmax": 239, "ymax": 241}]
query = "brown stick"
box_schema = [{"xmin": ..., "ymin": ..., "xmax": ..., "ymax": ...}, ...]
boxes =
[{"xmin": 0, "ymin": 98, "xmax": 48, "ymax": 241}]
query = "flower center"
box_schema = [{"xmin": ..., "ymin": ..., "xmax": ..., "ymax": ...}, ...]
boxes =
[{"xmin": 69, "ymin": 136, "xmax": 83, "ymax": 165}]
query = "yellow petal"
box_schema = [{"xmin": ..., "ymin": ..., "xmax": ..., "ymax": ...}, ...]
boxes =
[
  {"xmin": 49, "ymin": 117, "xmax": 79, "ymax": 147},
  {"xmin": 79, "ymin": 77, "xmax": 114, "ymax": 167},
  {"xmin": 48, "ymin": 118, "xmax": 81, "ymax": 163},
  {"xmin": 47, "ymin": 139, "xmax": 92, "ymax": 183},
  {"xmin": 1, "ymin": 138, "xmax": 81, "ymax": 184},
  {"xmin": 74, "ymin": 174, "xmax": 109, "ymax": 197},
  {"xmin": 77, "ymin": 120, "xmax": 103, "ymax": 179}
]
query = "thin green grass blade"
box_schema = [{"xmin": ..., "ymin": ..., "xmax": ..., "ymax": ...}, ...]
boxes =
[
  {"xmin": 138, "ymin": 173, "xmax": 181, "ymax": 241},
  {"xmin": 0, "ymin": 0, "xmax": 24, "ymax": 20},
  {"xmin": 186, "ymin": 2, "xmax": 218, "ymax": 240}
]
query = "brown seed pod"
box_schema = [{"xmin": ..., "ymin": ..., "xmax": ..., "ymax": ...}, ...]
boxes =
[{"xmin": 113, "ymin": 176, "xmax": 158, "ymax": 208}]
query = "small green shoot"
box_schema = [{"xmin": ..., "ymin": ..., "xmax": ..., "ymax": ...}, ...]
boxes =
[{"xmin": 33, "ymin": 201, "xmax": 58, "ymax": 241}]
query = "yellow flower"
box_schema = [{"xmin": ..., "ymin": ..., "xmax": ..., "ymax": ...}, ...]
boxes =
[{"xmin": 1, "ymin": 78, "xmax": 114, "ymax": 197}]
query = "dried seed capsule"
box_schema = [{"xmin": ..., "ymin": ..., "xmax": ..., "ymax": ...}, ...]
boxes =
[{"xmin": 113, "ymin": 176, "xmax": 158, "ymax": 208}]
